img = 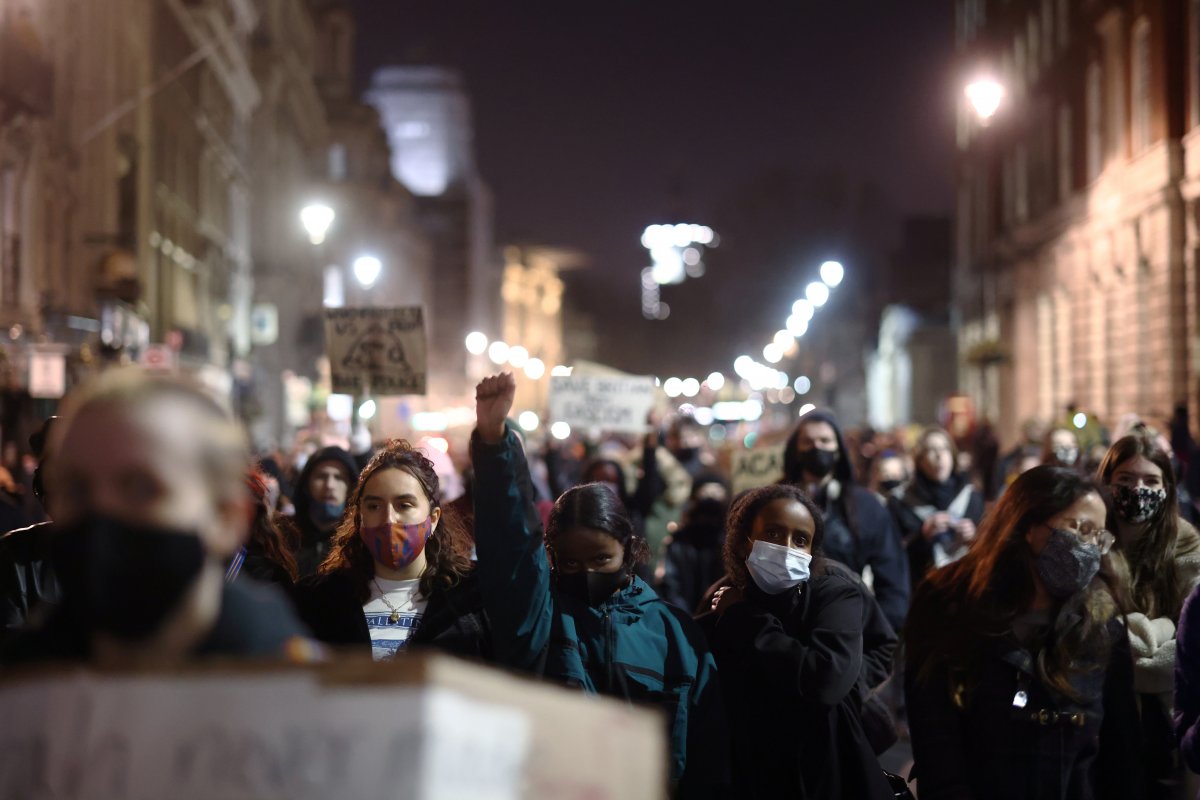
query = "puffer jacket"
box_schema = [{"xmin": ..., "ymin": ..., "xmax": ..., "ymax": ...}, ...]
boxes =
[{"xmin": 472, "ymin": 427, "xmax": 729, "ymax": 796}]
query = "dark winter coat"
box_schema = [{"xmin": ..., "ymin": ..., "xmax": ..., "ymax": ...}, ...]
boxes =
[
  {"xmin": 293, "ymin": 569, "xmax": 492, "ymax": 661},
  {"xmin": 290, "ymin": 446, "xmax": 359, "ymax": 577},
  {"xmin": 472, "ymin": 427, "xmax": 729, "ymax": 796},
  {"xmin": 906, "ymin": 614, "xmax": 1144, "ymax": 800},
  {"xmin": 888, "ymin": 474, "xmax": 985, "ymax": 588},
  {"xmin": 660, "ymin": 507, "xmax": 726, "ymax": 614},
  {"xmin": 697, "ymin": 568, "xmax": 895, "ymax": 799},
  {"xmin": 1173, "ymin": 582, "xmax": 1200, "ymax": 772},
  {"xmin": 783, "ymin": 410, "xmax": 911, "ymax": 631},
  {"xmin": 0, "ymin": 522, "xmax": 59, "ymax": 646}
]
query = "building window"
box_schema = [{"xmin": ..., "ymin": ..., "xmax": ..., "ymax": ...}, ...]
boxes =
[
  {"xmin": 1131, "ymin": 18, "xmax": 1152, "ymax": 153},
  {"xmin": 1058, "ymin": 0, "xmax": 1071, "ymax": 50},
  {"xmin": 1015, "ymin": 144, "xmax": 1029, "ymax": 221},
  {"xmin": 0, "ymin": 167, "xmax": 17, "ymax": 307},
  {"xmin": 1028, "ymin": 16, "xmax": 1041, "ymax": 83},
  {"xmin": 1087, "ymin": 62, "xmax": 1103, "ymax": 179},
  {"xmin": 1042, "ymin": 0, "xmax": 1055, "ymax": 66},
  {"xmin": 1058, "ymin": 105, "xmax": 1073, "ymax": 201},
  {"xmin": 1015, "ymin": 36, "xmax": 1027, "ymax": 96},
  {"xmin": 328, "ymin": 142, "xmax": 347, "ymax": 181}
]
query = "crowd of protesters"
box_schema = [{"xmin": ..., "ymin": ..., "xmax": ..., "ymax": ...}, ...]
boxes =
[{"xmin": 10, "ymin": 367, "xmax": 1200, "ymax": 797}]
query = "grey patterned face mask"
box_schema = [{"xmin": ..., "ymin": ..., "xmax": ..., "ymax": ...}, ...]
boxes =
[{"xmin": 1035, "ymin": 528, "xmax": 1101, "ymax": 599}]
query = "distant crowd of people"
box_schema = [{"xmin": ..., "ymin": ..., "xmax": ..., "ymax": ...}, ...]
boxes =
[{"xmin": 7, "ymin": 366, "xmax": 1200, "ymax": 798}]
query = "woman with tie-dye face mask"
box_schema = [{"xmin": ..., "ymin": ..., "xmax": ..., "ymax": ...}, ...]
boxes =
[
  {"xmin": 1098, "ymin": 431, "xmax": 1200, "ymax": 797},
  {"xmin": 294, "ymin": 440, "xmax": 490, "ymax": 661}
]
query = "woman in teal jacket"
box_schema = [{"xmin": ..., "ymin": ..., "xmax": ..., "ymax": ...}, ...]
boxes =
[{"xmin": 472, "ymin": 373, "xmax": 728, "ymax": 797}]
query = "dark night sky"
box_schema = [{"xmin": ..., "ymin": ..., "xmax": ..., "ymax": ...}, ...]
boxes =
[{"xmin": 353, "ymin": 2, "xmax": 957, "ymax": 377}]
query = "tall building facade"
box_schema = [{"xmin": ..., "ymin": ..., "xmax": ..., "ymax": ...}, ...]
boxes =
[
  {"xmin": 366, "ymin": 66, "xmax": 500, "ymax": 405},
  {"xmin": 955, "ymin": 0, "xmax": 1192, "ymax": 442}
]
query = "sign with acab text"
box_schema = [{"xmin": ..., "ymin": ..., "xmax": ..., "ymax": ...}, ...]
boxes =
[
  {"xmin": 324, "ymin": 307, "xmax": 427, "ymax": 396},
  {"xmin": 548, "ymin": 374, "xmax": 656, "ymax": 434},
  {"xmin": 731, "ymin": 442, "xmax": 787, "ymax": 494}
]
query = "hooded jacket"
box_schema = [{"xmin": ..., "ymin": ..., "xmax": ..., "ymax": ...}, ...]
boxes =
[
  {"xmin": 782, "ymin": 410, "xmax": 910, "ymax": 630},
  {"xmin": 472, "ymin": 427, "xmax": 729, "ymax": 796},
  {"xmin": 291, "ymin": 446, "xmax": 359, "ymax": 577}
]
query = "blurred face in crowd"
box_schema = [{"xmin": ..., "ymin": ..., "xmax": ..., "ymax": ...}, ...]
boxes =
[
  {"xmin": 747, "ymin": 498, "xmax": 816, "ymax": 556},
  {"xmin": 309, "ymin": 460, "xmax": 351, "ymax": 507},
  {"xmin": 796, "ymin": 421, "xmax": 838, "ymax": 455},
  {"xmin": 874, "ymin": 455, "xmax": 907, "ymax": 490},
  {"xmin": 918, "ymin": 433, "xmax": 955, "ymax": 483},
  {"xmin": 50, "ymin": 397, "xmax": 246, "ymax": 561}
]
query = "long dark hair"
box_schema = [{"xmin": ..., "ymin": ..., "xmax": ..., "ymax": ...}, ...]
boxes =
[
  {"xmin": 546, "ymin": 483, "xmax": 650, "ymax": 574},
  {"xmin": 317, "ymin": 440, "xmax": 472, "ymax": 602},
  {"xmin": 722, "ymin": 483, "xmax": 826, "ymax": 590},
  {"xmin": 905, "ymin": 465, "xmax": 1124, "ymax": 701},
  {"xmin": 1098, "ymin": 432, "xmax": 1184, "ymax": 620}
]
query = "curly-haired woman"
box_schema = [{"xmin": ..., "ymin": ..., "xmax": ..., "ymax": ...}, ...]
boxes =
[{"xmin": 293, "ymin": 440, "xmax": 489, "ymax": 661}]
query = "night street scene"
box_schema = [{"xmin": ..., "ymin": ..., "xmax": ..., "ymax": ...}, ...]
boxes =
[{"xmin": 6, "ymin": 0, "xmax": 1200, "ymax": 798}]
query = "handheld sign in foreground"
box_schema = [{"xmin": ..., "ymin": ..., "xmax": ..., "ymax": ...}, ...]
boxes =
[
  {"xmin": 324, "ymin": 307, "xmax": 427, "ymax": 395},
  {"xmin": 549, "ymin": 374, "xmax": 656, "ymax": 435}
]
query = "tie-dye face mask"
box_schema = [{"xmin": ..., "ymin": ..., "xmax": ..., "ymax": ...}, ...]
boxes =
[{"xmin": 359, "ymin": 516, "xmax": 435, "ymax": 570}]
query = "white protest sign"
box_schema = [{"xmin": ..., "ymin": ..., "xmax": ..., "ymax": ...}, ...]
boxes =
[
  {"xmin": 548, "ymin": 374, "xmax": 656, "ymax": 434},
  {"xmin": 731, "ymin": 442, "xmax": 787, "ymax": 494},
  {"xmin": 28, "ymin": 349, "xmax": 66, "ymax": 398},
  {"xmin": 324, "ymin": 306, "xmax": 426, "ymax": 395}
]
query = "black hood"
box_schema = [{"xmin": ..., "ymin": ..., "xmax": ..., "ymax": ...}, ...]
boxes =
[
  {"xmin": 293, "ymin": 446, "xmax": 359, "ymax": 523},
  {"xmin": 782, "ymin": 408, "xmax": 855, "ymax": 486}
]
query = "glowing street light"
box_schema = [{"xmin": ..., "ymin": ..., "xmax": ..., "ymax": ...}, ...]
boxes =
[
  {"xmin": 465, "ymin": 331, "xmax": 489, "ymax": 355},
  {"xmin": 773, "ymin": 329, "xmax": 794, "ymax": 349},
  {"xmin": 353, "ymin": 255, "xmax": 382, "ymax": 288},
  {"xmin": 664, "ymin": 377, "xmax": 684, "ymax": 398},
  {"xmin": 820, "ymin": 260, "xmax": 844, "ymax": 287},
  {"xmin": 550, "ymin": 364, "xmax": 573, "ymax": 377},
  {"xmin": 786, "ymin": 314, "xmax": 809, "ymax": 337},
  {"xmin": 806, "ymin": 281, "xmax": 830, "ymax": 307},
  {"xmin": 358, "ymin": 398, "xmax": 377, "ymax": 420},
  {"xmin": 551, "ymin": 421, "xmax": 572, "ymax": 440},
  {"xmin": 706, "ymin": 371, "xmax": 725, "ymax": 391},
  {"xmin": 524, "ymin": 358, "xmax": 546, "ymax": 379},
  {"xmin": 508, "ymin": 345, "xmax": 530, "ymax": 369},
  {"xmin": 681, "ymin": 378, "xmax": 700, "ymax": 397},
  {"xmin": 518, "ymin": 411, "xmax": 540, "ymax": 431},
  {"xmin": 300, "ymin": 203, "xmax": 335, "ymax": 245},
  {"xmin": 763, "ymin": 343, "xmax": 783, "ymax": 364},
  {"xmin": 487, "ymin": 340, "xmax": 510, "ymax": 365},
  {"xmin": 792, "ymin": 299, "xmax": 814, "ymax": 321},
  {"xmin": 965, "ymin": 78, "xmax": 1005, "ymax": 123}
]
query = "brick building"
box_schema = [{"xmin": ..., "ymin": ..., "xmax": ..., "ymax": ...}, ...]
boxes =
[{"xmin": 955, "ymin": 0, "xmax": 1195, "ymax": 442}]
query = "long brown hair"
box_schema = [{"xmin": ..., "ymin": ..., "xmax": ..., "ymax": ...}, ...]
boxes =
[
  {"xmin": 1098, "ymin": 432, "xmax": 1183, "ymax": 620},
  {"xmin": 905, "ymin": 466, "xmax": 1124, "ymax": 701},
  {"xmin": 317, "ymin": 440, "xmax": 472, "ymax": 602},
  {"xmin": 247, "ymin": 470, "xmax": 299, "ymax": 581}
]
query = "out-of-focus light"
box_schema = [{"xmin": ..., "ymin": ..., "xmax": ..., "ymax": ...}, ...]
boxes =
[
  {"xmin": 678, "ymin": 403, "xmax": 696, "ymax": 416},
  {"xmin": 792, "ymin": 299, "xmax": 814, "ymax": 321},
  {"xmin": 683, "ymin": 247, "xmax": 701, "ymax": 266},
  {"xmin": 763, "ymin": 343, "xmax": 783, "ymax": 364},
  {"xmin": 733, "ymin": 356, "xmax": 755, "ymax": 379},
  {"xmin": 780, "ymin": 387, "xmax": 797, "ymax": 404},
  {"xmin": 425, "ymin": 436, "xmax": 450, "ymax": 454},
  {"xmin": 681, "ymin": 378, "xmax": 700, "ymax": 397},
  {"xmin": 508, "ymin": 345, "xmax": 530, "ymax": 368},
  {"xmin": 693, "ymin": 407, "xmax": 715, "ymax": 425},
  {"xmin": 326, "ymin": 393, "xmax": 353, "ymax": 422},
  {"xmin": 551, "ymin": 421, "xmax": 572, "ymax": 440},
  {"xmin": 806, "ymin": 282, "xmax": 830, "ymax": 307},
  {"xmin": 551, "ymin": 364, "xmax": 573, "ymax": 377},
  {"xmin": 465, "ymin": 331, "xmax": 488, "ymax": 355},
  {"xmin": 773, "ymin": 329, "xmax": 794, "ymax": 349},
  {"xmin": 524, "ymin": 358, "xmax": 546, "ymax": 379},
  {"xmin": 775, "ymin": 371, "xmax": 790, "ymax": 390},
  {"xmin": 412, "ymin": 412, "xmax": 448, "ymax": 431},
  {"xmin": 518, "ymin": 411, "xmax": 540, "ymax": 431},
  {"xmin": 697, "ymin": 226, "xmax": 714, "ymax": 245},
  {"xmin": 965, "ymin": 77, "xmax": 1005, "ymax": 122},
  {"xmin": 786, "ymin": 314, "xmax": 809, "ymax": 337},
  {"xmin": 743, "ymin": 399, "xmax": 763, "ymax": 422},
  {"xmin": 798, "ymin": 403, "xmax": 816, "ymax": 417},
  {"xmin": 300, "ymin": 203, "xmax": 335, "ymax": 245},
  {"xmin": 657, "ymin": 302, "xmax": 671, "ymax": 320},
  {"xmin": 487, "ymin": 340, "xmax": 510, "ymax": 365},
  {"xmin": 358, "ymin": 398, "xmax": 378, "ymax": 420},
  {"xmin": 1073, "ymin": 412, "xmax": 1088, "ymax": 429},
  {"xmin": 353, "ymin": 255, "xmax": 382, "ymax": 287},
  {"xmin": 664, "ymin": 377, "xmax": 684, "ymax": 398},
  {"xmin": 706, "ymin": 371, "xmax": 725, "ymax": 391},
  {"xmin": 820, "ymin": 260, "xmax": 844, "ymax": 287},
  {"xmin": 794, "ymin": 375, "xmax": 812, "ymax": 395}
]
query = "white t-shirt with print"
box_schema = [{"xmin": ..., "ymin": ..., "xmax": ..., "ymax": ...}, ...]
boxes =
[{"xmin": 363, "ymin": 577, "xmax": 428, "ymax": 661}]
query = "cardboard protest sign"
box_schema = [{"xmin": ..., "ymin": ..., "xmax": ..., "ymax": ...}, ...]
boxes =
[
  {"xmin": 548, "ymin": 374, "xmax": 656, "ymax": 434},
  {"xmin": 731, "ymin": 442, "xmax": 787, "ymax": 494},
  {"xmin": 0, "ymin": 653, "xmax": 667, "ymax": 800},
  {"xmin": 324, "ymin": 307, "xmax": 426, "ymax": 395}
]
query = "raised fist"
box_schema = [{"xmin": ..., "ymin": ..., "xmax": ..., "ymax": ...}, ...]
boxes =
[{"xmin": 476, "ymin": 372, "xmax": 516, "ymax": 444}]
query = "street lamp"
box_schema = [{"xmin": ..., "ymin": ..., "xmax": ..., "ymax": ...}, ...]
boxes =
[
  {"xmin": 965, "ymin": 78, "xmax": 1005, "ymax": 124},
  {"xmin": 806, "ymin": 281, "xmax": 830, "ymax": 307},
  {"xmin": 300, "ymin": 204, "xmax": 335, "ymax": 245},
  {"xmin": 820, "ymin": 260, "xmax": 844, "ymax": 287},
  {"xmin": 353, "ymin": 255, "xmax": 382, "ymax": 288}
]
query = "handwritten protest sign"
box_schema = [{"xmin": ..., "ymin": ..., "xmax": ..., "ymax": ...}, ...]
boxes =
[
  {"xmin": 324, "ymin": 307, "xmax": 426, "ymax": 395},
  {"xmin": 731, "ymin": 442, "xmax": 787, "ymax": 494},
  {"xmin": 548, "ymin": 374, "xmax": 656, "ymax": 434}
]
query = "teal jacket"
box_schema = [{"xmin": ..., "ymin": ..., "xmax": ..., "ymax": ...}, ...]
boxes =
[{"xmin": 472, "ymin": 428, "xmax": 728, "ymax": 793}]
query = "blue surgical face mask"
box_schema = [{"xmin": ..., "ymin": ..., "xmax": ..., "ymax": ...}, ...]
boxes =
[
  {"xmin": 745, "ymin": 539, "xmax": 812, "ymax": 594},
  {"xmin": 312, "ymin": 501, "xmax": 344, "ymax": 525}
]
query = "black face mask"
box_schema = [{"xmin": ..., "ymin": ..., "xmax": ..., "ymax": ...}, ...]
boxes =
[
  {"xmin": 797, "ymin": 447, "xmax": 839, "ymax": 480},
  {"xmin": 555, "ymin": 569, "xmax": 629, "ymax": 607},
  {"xmin": 50, "ymin": 515, "xmax": 207, "ymax": 641},
  {"xmin": 673, "ymin": 446, "xmax": 701, "ymax": 464},
  {"xmin": 878, "ymin": 479, "xmax": 903, "ymax": 494}
]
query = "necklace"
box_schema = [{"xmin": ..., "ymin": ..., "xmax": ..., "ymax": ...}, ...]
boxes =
[{"xmin": 373, "ymin": 579, "xmax": 403, "ymax": 623}]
